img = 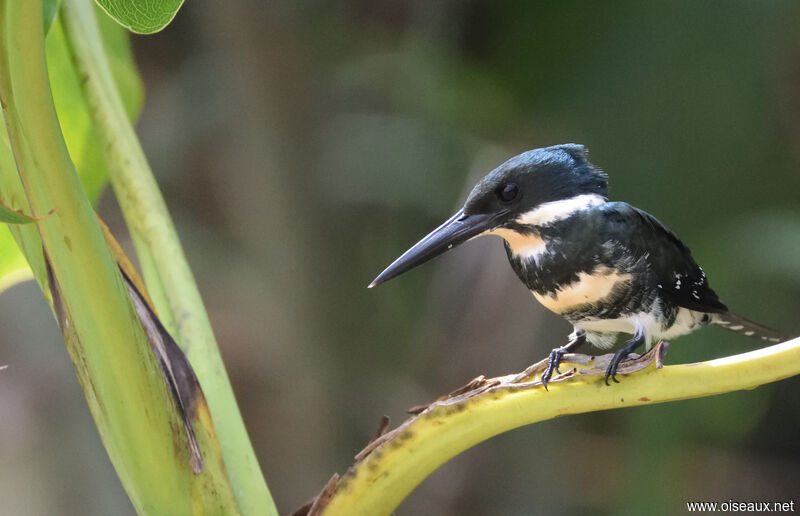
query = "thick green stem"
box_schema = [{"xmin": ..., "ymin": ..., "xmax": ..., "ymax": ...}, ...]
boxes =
[
  {"xmin": 320, "ymin": 338, "xmax": 800, "ymax": 516},
  {"xmin": 59, "ymin": 1, "xmax": 276, "ymax": 514},
  {"xmin": 0, "ymin": 1, "xmax": 220, "ymax": 513}
]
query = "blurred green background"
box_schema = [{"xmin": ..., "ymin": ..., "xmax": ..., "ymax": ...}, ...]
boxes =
[{"xmin": 2, "ymin": 1, "xmax": 800, "ymax": 514}]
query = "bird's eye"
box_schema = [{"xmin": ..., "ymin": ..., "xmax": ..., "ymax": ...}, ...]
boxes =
[{"xmin": 497, "ymin": 182, "xmax": 519, "ymax": 203}]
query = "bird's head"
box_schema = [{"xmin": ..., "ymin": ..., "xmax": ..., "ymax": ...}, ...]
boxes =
[{"xmin": 369, "ymin": 143, "xmax": 608, "ymax": 287}]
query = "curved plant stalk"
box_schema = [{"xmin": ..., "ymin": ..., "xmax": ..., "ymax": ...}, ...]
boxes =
[
  {"xmin": 59, "ymin": 1, "xmax": 277, "ymax": 514},
  {"xmin": 0, "ymin": 0, "xmax": 238, "ymax": 513},
  {"xmin": 0, "ymin": 117, "xmax": 49, "ymax": 298},
  {"xmin": 0, "ymin": 11, "xmax": 143, "ymax": 298},
  {"xmin": 313, "ymin": 338, "xmax": 800, "ymax": 516}
]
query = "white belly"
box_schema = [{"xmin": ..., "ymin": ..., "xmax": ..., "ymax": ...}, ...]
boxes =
[{"xmin": 576, "ymin": 307, "xmax": 704, "ymax": 349}]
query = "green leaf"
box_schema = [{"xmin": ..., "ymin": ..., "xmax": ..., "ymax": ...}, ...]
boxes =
[
  {"xmin": 0, "ymin": 121, "xmax": 45, "ymax": 295},
  {"xmin": 94, "ymin": 0, "xmax": 184, "ymax": 34},
  {"xmin": 43, "ymin": 0, "xmax": 61, "ymax": 33},
  {"xmin": 0, "ymin": 202, "xmax": 37, "ymax": 223},
  {"xmin": 0, "ymin": 8, "xmax": 142, "ymax": 296},
  {"xmin": 0, "ymin": 225, "xmax": 33, "ymax": 292},
  {"xmin": 48, "ymin": 13, "xmax": 143, "ymax": 200}
]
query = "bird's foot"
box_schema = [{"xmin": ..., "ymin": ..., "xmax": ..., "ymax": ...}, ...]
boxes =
[
  {"xmin": 603, "ymin": 329, "xmax": 646, "ymax": 385},
  {"xmin": 541, "ymin": 331, "xmax": 586, "ymax": 390},
  {"xmin": 541, "ymin": 349, "xmax": 567, "ymax": 390}
]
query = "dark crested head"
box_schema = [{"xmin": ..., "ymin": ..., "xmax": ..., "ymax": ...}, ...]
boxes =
[
  {"xmin": 369, "ymin": 144, "xmax": 607, "ymax": 287},
  {"xmin": 462, "ymin": 143, "xmax": 607, "ymax": 220}
]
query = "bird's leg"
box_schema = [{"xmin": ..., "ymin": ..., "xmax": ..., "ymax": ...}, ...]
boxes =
[
  {"xmin": 604, "ymin": 327, "xmax": 646, "ymax": 385},
  {"xmin": 541, "ymin": 328, "xmax": 586, "ymax": 390}
]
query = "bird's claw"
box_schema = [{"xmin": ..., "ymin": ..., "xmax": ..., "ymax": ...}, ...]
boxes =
[
  {"xmin": 541, "ymin": 348, "xmax": 566, "ymax": 390},
  {"xmin": 603, "ymin": 329, "xmax": 646, "ymax": 386},
  {"xmin": 604, "ymin": 349, "xmax": 631, "ymax": 385},
  {"xmin": 541, "ymin": 331, "xmax": 587, "ymax": 390}
]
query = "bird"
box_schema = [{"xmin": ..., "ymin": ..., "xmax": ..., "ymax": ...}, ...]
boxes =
[{"xmin": 369, "ymin": 143, "xmax": 786, "ymax": 387}]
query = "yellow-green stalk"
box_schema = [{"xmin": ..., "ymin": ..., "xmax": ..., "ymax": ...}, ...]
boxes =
[
  {"xmin": 58, "ymin": 0, "xmax": 276, "ymax": 514},
  {"xmin": 321, "ymin": 338, "xmax": 800, "ymax": 516},
  {"xmin": 0, "ymin": 1, "xmax": 238, "ymax": 513}
]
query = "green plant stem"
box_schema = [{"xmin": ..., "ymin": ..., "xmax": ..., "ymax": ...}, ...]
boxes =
[
  {"xmin": 0, "ymin": 1, "xmax": 213, "ymax": 512},
  {"xmin": 59, "ymin": 1, "xmax": 276, "ymax": 514},
  {"xmin": 320, "ymin": 338, "xmax": 800, "ymax": 516}
]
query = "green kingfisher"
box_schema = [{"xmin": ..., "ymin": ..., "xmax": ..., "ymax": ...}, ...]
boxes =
[{"xmin": 369, "ymin": 144, "xmax": 786, "ymax": 387}]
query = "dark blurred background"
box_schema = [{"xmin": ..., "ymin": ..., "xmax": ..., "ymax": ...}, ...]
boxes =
[{"xmin": 2, "ymin": 1, "xmax": 800, "ymax": 514}]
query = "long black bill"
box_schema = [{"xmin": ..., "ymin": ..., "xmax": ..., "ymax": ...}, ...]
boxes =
[{"xmin": 369, "ymin": 209, "xmax": 505, "ymax": 288}]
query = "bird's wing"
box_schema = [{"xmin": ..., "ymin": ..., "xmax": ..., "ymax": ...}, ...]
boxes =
[{"xmin": 597, "ymin": 202, "xmax": 728, "ymax": 314}]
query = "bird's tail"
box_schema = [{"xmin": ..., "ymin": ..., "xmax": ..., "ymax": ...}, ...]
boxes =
[{"xmin": 711, "ymin": 312, "xmax": 788, "ymax": 343}]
